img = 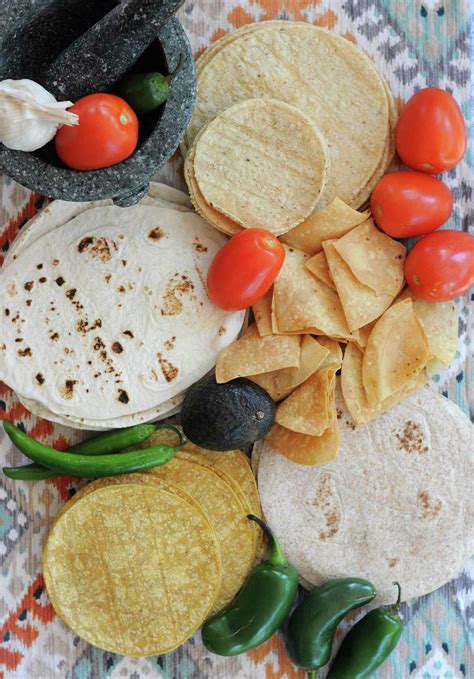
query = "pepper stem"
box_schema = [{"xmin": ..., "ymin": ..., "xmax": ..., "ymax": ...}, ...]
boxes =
[
  {"xmin": 247, "ymin": 514, "xmax": 287, "ymax": 567},
  {"xmin": 164, "ymin": 54, "xmax": 184, "ymax": 83},
  {"xmin": 392, "ymin": 581, "xmax": 402, "ymax": 610},
  {"xmin": 153, "ymin": 424, "xmax": 186, "ymax": 449},
  {"xmin": 307, "ymin": 672, "xmax": 317, "ymax": 679}
]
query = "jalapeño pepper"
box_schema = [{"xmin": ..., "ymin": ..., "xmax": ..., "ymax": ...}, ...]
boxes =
[
  {"xmin": 327, "ymin": 582, "xmax": 404, "ymax": 679},
  {"xmin": 118, "ymin": 58, "xmax": 183, "ymax": 114},
  {"xmin": 201, "ymin": 515, "xmax": 298, "ymax": 656},
  {"xmin": 286, "ymin": 577, "xmax": 376, "ymax": 672}
]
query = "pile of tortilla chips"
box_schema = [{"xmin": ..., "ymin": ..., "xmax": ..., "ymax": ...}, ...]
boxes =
[
  {"xmin": 215, "ymin": 198, "xmax": 459, "ymax": 465},
  {"xmin": 183, "ymin": 21, "xmax": 397, "ymax": 236},
  {"xmin": 43, "ymin": 446, "xmax": 263, "ymax": 656}
]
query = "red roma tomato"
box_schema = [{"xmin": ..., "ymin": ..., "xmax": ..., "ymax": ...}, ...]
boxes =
[
  {"xmin": 405, "ymin": 230, "xmax": 474, "ymax": 301},
  {"xmin": 55, "ymin": 93, "xmax": 138, "ymax": 170},
  {"xmin": 371, "ymin": 171, "xmax": 453, "ymax": 238},
  {"xmin": 396, "ymin": 88, "xmax": 466, "ymax": 173},
  {"xmin": 207, "ymin": 228, "xmax": 285, "ymax": 311}
]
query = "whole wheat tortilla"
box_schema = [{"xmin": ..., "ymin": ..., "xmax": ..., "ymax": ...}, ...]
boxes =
[{"xmin": 256, "ymin": 382, "xmax": 473, "ymax": 603}]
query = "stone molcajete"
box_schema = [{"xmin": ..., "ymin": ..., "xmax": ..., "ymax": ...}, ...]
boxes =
[{"xmin": 0, "ymin": 0, "xmax": 195, "ymax": 206}]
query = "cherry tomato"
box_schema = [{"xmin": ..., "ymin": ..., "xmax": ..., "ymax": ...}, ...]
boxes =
[
  {"xmin": 207, "ymin": 229, "xmax": 285, "ymax": 311},
  {"xmin": 396, "ymin": 88, "xmax": 466, "ymax": 173},
  {"xmin": 55, "ymin": 93, "xmax": 138, "ymax": 170},
  {"xmin": 371, "ymin": 171, "xmax": 453, "ymax": 238},
  {"xmin": 405, "ymin": 230, "xmax": 474, "ymax": 301}
]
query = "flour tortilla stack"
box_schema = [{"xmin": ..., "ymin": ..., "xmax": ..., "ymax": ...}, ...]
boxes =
[
  {"xmin": 255, "ymin": 382, "xmax": 474, "ymax": 603},
  {"xmin": 0, "ymin": 195, "xmax": 244, "ymax": 429}
]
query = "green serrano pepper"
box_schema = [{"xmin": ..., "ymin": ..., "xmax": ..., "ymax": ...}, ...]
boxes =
[
  {"xmin": 2, "ymin": 421, "xmax": 183, "ymax": 479},
  {"xmin": 202, "ymin": 515, "xmax": 298, "ymax": 656},
  {"xmin": 286, "ymin": 578, "xmax": 376, "ymax": 673},
  {"xmin": 327, "ymin": 583, "xmax": 404, "ymax": 679},
  {"xmin": 118, "ymin": 58, "xmax": 183, "ymax": 114},
  {"xmin": 3, "ymin": 463, "xmax": 59, "ymax": 481}
]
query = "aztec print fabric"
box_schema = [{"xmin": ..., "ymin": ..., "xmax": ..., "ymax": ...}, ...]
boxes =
[{"xmin": 0, "ymin": 0, "xmax": 473, "ymax": 677}]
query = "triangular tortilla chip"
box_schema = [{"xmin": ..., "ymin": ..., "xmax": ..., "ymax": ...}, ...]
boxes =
[
  {"xmin": 273, "ymin": 246, "xmax": 354, "ymax": 340},
  {"xmin": 253, "ymin": 288, "xmax": 273, "ymax": 337},
  {"xmin": 342, "ymin": 342, "xmax": 429, "ymax": 425},
  {"xmin": 249, "ymin": 336, "xmax": 329, "ymax": 401},
  {"xmin": 362, "ymin": 299, "xmax": 430, "ymax": 404},
  {"xmin": 333, "ymin": 218, "xmax": 405, "ymax": 297},
  {"xmin": 281, "ymin": 198, "xmax": 369, "ymax": 255},
  {"xmin": 305, "ymin": 251, "xmax": 336, "ymax": 289},
  {"xmin": 275, "ymin": 365, "xmax": 336, "ymax": 435},
  {"xmin": 398, "ymin": 289, "xmax": 458, "ymax": 367},
  {"xmin": 266, "ymin": 413, "xmax": 340, "ymax": 466},
  {"xmin": 323, "ymin": 240, "xmax": 393, "ymax": 331},
  {"xmin": 216, "ymin": 324, "xmax": 300, "ymax": 383},
  {"xmin": 316, "ymin": 336, "xmax": 343, "ymax": 369},
  {"xmin": 353, "ymin": 322, "xmax": 375, "ymax": 349}
]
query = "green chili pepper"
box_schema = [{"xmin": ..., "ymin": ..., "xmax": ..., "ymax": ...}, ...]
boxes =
[
  {"xmin": 118, "ymin": 58, "xmax": 183, "ymax": 114},
  {"xmin": 286, "ymin": 577, "xmax": 376, "ymax": 673},
  {"xmin": 2, "ymin": 421, "xmax": 183, "ymax": 479},
  {"xmin": 2, "ymin": 422, "xmax": 166, "ymax": 480},
  {"xmin": 202, "ymin": 514, "xmax": 298, "ymax": 656},
  {"xmin": 326, "ymin": 582, "xmax": 404, "ymax": 679}
]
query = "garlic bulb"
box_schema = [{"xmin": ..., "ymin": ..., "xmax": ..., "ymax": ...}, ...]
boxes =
[{"xmin": 0, "ymin": 79, "xmax": 79, "ymax": 152}]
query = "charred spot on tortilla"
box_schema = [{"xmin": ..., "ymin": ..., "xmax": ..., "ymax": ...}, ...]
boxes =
[
  {"xmin": 148, "ymin": 227, "xmax": 167, "ymax": 241},
  {"xmin": 39, "ymin": 277, "xmax": 47, "ymax": 283},
  {"xmin": 36, "ymin": 263, "xmax": 43, "ymax": 270},
  {"xmin": 218, "ymin": 326, "xmax": 226, "ymax": 336},
  {"xmin": 52, "ymin": 259, "xmax": 60, "ymax": 266},
  {"xmin": 117, "ymin": 285, "xmax": 126, "ymax": 293},
  {"xmin": 35, "ymin": 372, "xmax": 45, "ymax": 385},
  {"xmin": 78, "ymin": 236, "xmax": 94, "ymax": 253},
  {"xmin": 49, "ymin": 331, "xmax": 59, "ymax": 341},
  {"xmin": 105, "ymin": 274, "xmax": 112, "ymax": 284},
  {"xmin": 76, "ymin": 319, "xmax": 102, "ymax": 335},
  {"xmin": 26, "ymin": 300, "xmax": 32, "ymax": 307},
  {"xmin": 4, "ymin": 309, "xmax": 9, "ymax": 316},
  {"xmin": 7, "ymin": 282, "xmax": 17, "ymax": 296},
  {"xmin": 193, "ymin": 238, "xmax": 208, "ymax": 253},
  {"xmin": 14, "ymin": 338, "xmax": 23, "ymax": 343},
  {"xmin": 55, "ymin": 277, "xmax": 65, "ymax": 286},
  {"xmin": 418, "ymin": 491, "xmax": 442, "ymax": 519},
  {"xmin": 311, "ymin": 473, "xmax": 342, "ymax": 541},
  {"xmin": 112, "ymin": 342, "xmax": 123, "ymax": 354},
  {"xmin": 17, "ymin": 347, "xmax": 32, "ymax": 357},
  {"xmin": 157, "ymin": 352, "xmax": 179, "ymax": 383},
  {"xmin": 123, "ymin": 330, "xmax": 134, "ymax": 339},
  {"xmin": 161, "ymin": 276, "xmax": 195, "ymax": 316},
  {"xmin": 118, "ymin": 389, "xmax": 129, "ymax": 404},
  {"xmin": 65, "ymin": 289, "xmax": 76, "ymax": 300},
  {"xmin": 386, "ymin": 557, "xmax": 399, "ymax": 568},
  {"xmin": 164, "ymin": 336, "xmax": 176, "ymax": 351},
  {"xmin": 60, "ymin": 379, "xmax": 78, "ymax": 400},
  {"xmin": 395, "ymin": 420, "xmax": 429, "ymax": 454},
  {"xmin": 122, "ymin": 260, "xmax": 127, "ymax": 267},
  {"xmin": 24, "ymin": 281, "xmax": 34, "ymax": 291},
  {"xmin": 77, "ymin": 236, "xmax": 113, "ymax": 262}
]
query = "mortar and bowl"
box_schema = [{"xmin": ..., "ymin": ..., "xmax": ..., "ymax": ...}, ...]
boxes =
[{"xmin": 0, "ymin": 0, "xmax": 195, "ymax": 206}]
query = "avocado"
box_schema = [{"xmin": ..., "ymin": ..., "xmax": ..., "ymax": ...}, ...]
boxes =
[{"xmin": 181, "ymin": 373, "xmax": 275, "ymax": 451}]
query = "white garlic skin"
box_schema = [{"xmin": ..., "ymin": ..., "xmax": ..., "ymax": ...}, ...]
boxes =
[{"xmin": 0, "ymin": 79, "xmax": 78, "ymax": 152}]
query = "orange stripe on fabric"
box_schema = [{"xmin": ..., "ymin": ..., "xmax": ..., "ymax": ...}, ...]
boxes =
[{"xmin": 0, "ymin": 193, "xmax": 40, "ymax": 259}]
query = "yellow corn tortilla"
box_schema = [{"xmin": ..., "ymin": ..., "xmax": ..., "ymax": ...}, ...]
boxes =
[
  {"xmin": 398, "ymin": 289, "xmax": 458, "ymax": 367},
  {"xmin": 275, "ymin": 366, "xmax": 336, "ymax": 436},
  {"xmin": 216, "ymin": 323, "xmax": 300, "ymax": 383},
  {"xmin": 43, "ymin": 482, "xmax": 220, "ymax": 656},
  {"xmin": 267, "ymin": 412, "xmax": 340, "ymax": 466},
  {"xmin": 317, "ymin": 336, "xmax": 343, "ymax": 369},
  {"xmin": 273, "ymin": 246, "xmax": 354, "ymax": 340},
  {"xmin": 253, "ymin": 288, "xmax": 274, "ymax": 337},
  {"xmin": 342, "ymin": 342, "xmax": 429, "ymax": 425},
  {"xmin": 323, "ymin": 239, "xmax": 393, "ymax": 332},
  {"xmin": 281, "ymin": 198, "xmax": 369, "ymax": 255},
  {"xmin": 362, "ymin": 299, "xmax": 430, "ymax": 404},
  {"xmin": 333, "ymin": 219, "xmax": 406, "ymax": 297},
  {"xmin": 193, "ymin": 98, "xmax": 328, "ymax": 234},
  {"xmin": 249, "ymin": 335, "xmax": 329, "ymax": 401},
  {"xmin": 305, "ymin": 251, "xmax": 336, "ymax": 289}
]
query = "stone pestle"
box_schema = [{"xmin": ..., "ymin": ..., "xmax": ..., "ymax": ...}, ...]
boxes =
[{"xmin": 42, "ymin": 0, "xmax": 186, "ymax": 101}]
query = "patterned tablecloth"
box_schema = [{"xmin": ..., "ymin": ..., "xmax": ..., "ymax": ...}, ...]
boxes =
[{"xmin": 0, "ymin": 1, "xmax": 473, "ymax": 677}]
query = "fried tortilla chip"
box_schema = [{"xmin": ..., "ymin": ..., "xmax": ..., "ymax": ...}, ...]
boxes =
[
  {"xmin": 281, "ymin": 198, "xmax": 369, "ymax": 254},
  {"xmin": 275, "ymin": 365, "xmax": 337, "ymax": 435},
  {"xmin": 267, "ymin": 412, "xmax": 340, "ymax": 466},
  {"xmin": 323, "ymin": 239, "xmax": 393, "ymax": 331},
  {"xmin": 316, "ymin": 336, "xmax": 343, "ymax": 369},
  {"xmin": 342, "ymin": 342, "xmax": 429, "ymax": 425},
  {"xmin": 216, "ymin": 323, "xmax": 300, "ymax": 383},
  {"xmin": 273, "ymin": 246, "xmax": 353, "ymax": 340},
  {"xmin": 333, "ymin": 218, "xmax": 405, "ymax": 297},
  {"xmin": 362, "ymin": 299, "xmax": 430, "ymax": 404},
  {"xmin": 249, "ymin": 335, "xmax": 329, "ymax": 401},
  {"xmin": 398, "ymin": 289, "xmax": 458, "ymax": 367},
  {"xmin": 305, "ymin": 251, "xmax": 336, "ymax": 289},
  {"xmin": 253, "ymin": 288, "xmax": 274, "ymax": 337}
]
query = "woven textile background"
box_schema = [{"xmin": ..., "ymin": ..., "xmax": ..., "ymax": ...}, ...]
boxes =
[{"xmin": 0, "ymin": 1, "xmax": 473, "ymax": 677}]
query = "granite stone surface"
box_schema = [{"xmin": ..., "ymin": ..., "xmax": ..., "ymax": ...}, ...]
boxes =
[{"xmin": 0, "ymin": 0, "xmax": 195, "ymax": 205}]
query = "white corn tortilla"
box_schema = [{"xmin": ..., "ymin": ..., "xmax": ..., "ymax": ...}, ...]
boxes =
[
  {"xmin": 0, "ymin": 204, "xmax": 244, "ymax": 421},
  {"xmin": 256, "ymin": 382, "xmax": 473, "ymax": 603}
]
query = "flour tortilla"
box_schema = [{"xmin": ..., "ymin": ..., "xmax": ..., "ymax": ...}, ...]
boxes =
[
  {"xmin": 186, "ymin": 21, "xmax": 389, "ymax": 208},
  {"xmin": 0, "ymin": 205, "xmax": 244, "ymax": 421},
  {"xmin": 257, "ymin": 383, "xmax": 474, "ymax": 603}
]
